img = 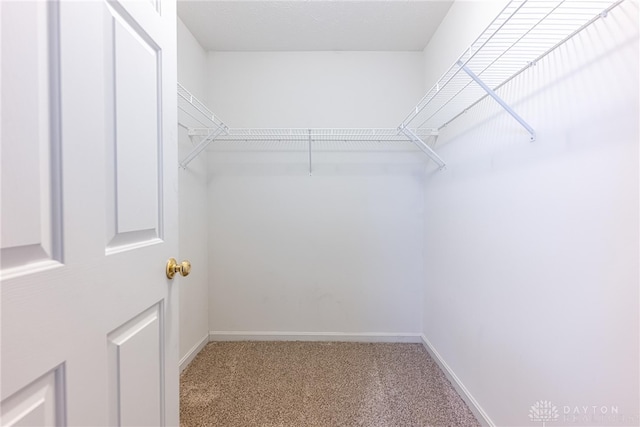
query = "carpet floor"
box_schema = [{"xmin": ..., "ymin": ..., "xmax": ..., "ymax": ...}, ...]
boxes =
[{"xmin": 180, "ymin": 341, "xmax": 480, "ymax": 427}]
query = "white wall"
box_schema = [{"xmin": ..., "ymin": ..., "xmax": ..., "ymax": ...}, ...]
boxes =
[
  {"xmin": 177, "ymin": 18, "xmax": 210, "ymax": 366},
  {"xmin": 421, "ymin": 1, "xmax": 639, "ymax": 425},
  {"xmin": 207, "ymin": 51, "xmax": 425, "ymax": 128},
  {"xmin": 205, "ymin": 51, "xmax": 427, "ymax": 336}
]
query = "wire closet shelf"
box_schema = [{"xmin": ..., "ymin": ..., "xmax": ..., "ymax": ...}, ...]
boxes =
[
  {"xmin": 177, "ymin": 0, "xmax": 624, "ymax": 169},
  {"xmin": 400, "ymin": 0, "xmax": 624, "ymax": 141},
  {"xmin": 177, "ymin": 82, "xmax": 229, "ymax": 168},
  {"xmin": 189, "ymin": 128, "xmax": 437, "ymax": 142},
  {"xmin": 177, "ymin": 84, "xmax": 442, "ymax": 168},
  {"xmin": 178, "ymin": 83, "xmax": 227, "ymax": 131}
]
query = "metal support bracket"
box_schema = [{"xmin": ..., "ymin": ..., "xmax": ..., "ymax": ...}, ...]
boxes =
[
  {"xmin": 180, "ymin": 125, "xmax": 228, "ymax": 169},
  {"xmin": 457, "ymin": 60, "xmax": 536, "ymax": 141},
  {"xmin": 399, "ymin": 125, "xmax": 446, "ymax": 170},
  {"xmin": 308, "ymin": 129, "xmax": 313, "ymax": 176}
]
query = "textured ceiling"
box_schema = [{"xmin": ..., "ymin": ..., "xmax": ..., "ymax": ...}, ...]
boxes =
[{"xmin": 177, "ymin": 1, "xmax": 454, "ymax": 51}]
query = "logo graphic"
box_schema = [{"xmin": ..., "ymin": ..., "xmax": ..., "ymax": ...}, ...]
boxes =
[{"xmin": 530, "ymin": 400, "xmax": 559, "ymax": 426}]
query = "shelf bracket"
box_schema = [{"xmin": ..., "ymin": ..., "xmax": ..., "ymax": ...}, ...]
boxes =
[
  {"xmin": 308, "ymin": 129, "xmax": 313, "ymax": 176},
  {"xmin": 457, "ymin": 61, "xmax": 536, "ymax": 141},
  {"xmin": 180, "ymin": 125, "xmax": 227, "ymax": 169},
  {"xmin": 399, "ymin": 125, "xmax": 446, "ymax": 170}
]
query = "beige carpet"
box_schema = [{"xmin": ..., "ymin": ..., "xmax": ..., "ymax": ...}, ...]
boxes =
[{"xmin": 180, "ymin": 341, "xmax": 480, "ymax": 427}]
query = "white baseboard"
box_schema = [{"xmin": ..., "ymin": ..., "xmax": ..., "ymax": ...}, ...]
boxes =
[
  {"xmin": 209, "ymin": 331, "xmax": 422, "ymax": 343},
  {"xmin": 179, "ymin": 334, "xmax": 209, "ymax": 373},
  {"xmin": 420, "ymin": 334, "xmax": 495, "ymax": 427}
]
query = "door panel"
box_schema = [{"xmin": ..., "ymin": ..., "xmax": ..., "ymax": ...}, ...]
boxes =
[
  {"xmin": 0, "ymin": 0, "xmax": 63, "ymax": 274},
  {"xmin": 0, "ymin": 367, "xmax": 65, "ymax": 427},
  {"xmin": 1, "ymin": 0, "xmax": 178, "ymax": 425},
  {"xmin": 108, "ymin": 303, "xmax": 164, "ymax": 427},
  {"xmin": 106, "ymin": 2, "xmax": 163, "ymax": 250}
]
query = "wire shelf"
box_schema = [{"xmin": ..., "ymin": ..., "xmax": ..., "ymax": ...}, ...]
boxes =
[
  {"xmin": 401, "ymin": 0, "xmax": 624, "ymax": 132},
  {"xmin": 178, "ymin": 83, "xmax": 229, "ymax": 168},
  {"xmin": 178, "ymin": 82, "xmax": 227, "ymax": 131},
  {"xmin": 189, "ymin": 128, "xmax": 438, "ymax": 142},
  {"xmin": 176, "ymin": 84, "xmax": 435, "ymax": 167},
  {"xmin": 177, "ymin": 0, "xmax": 626, "ymax": 168}
]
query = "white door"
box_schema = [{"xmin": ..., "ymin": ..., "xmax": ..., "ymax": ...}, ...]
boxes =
[{"xmin": 1, "ymin": 0, "xmax": 179, "ymax": 425}]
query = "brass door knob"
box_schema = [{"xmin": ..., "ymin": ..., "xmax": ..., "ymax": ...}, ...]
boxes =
[{"xmin": 166, "ymin": 258, "xmax": 191, "ymax": 279}]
